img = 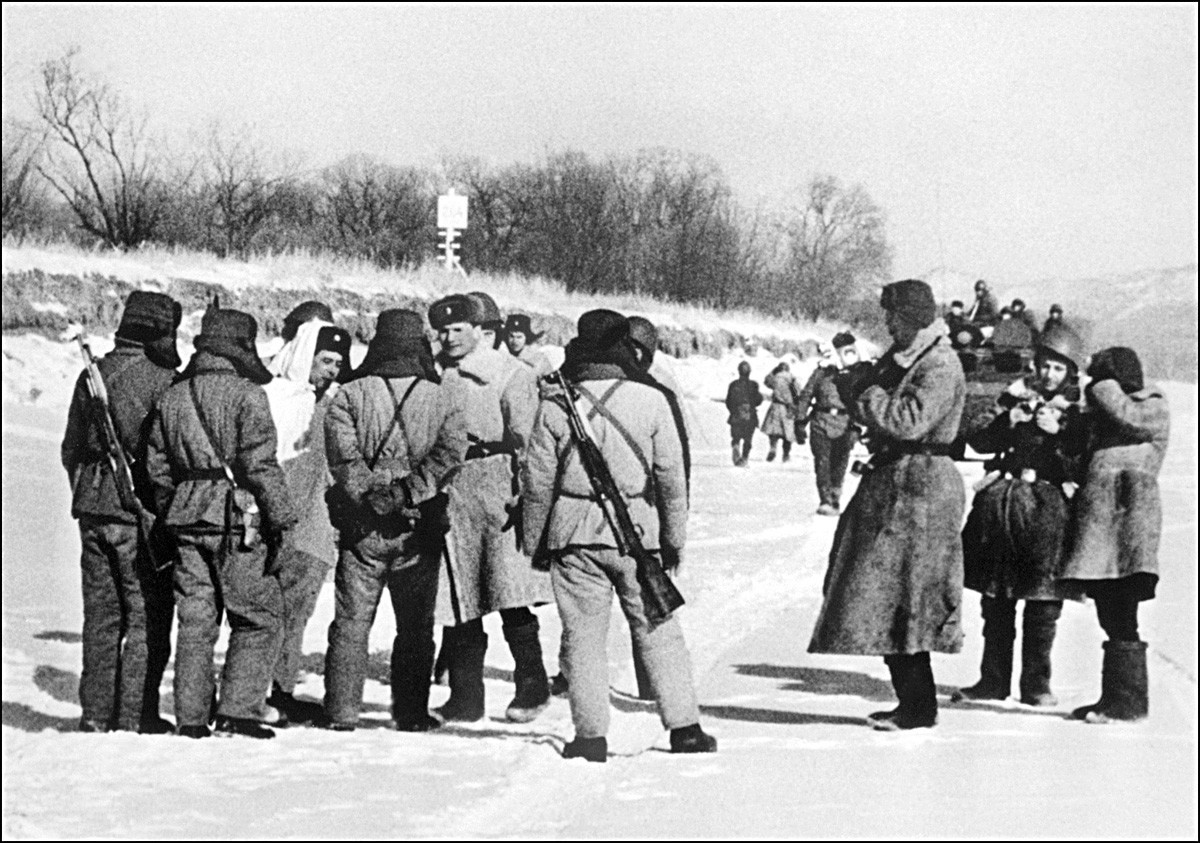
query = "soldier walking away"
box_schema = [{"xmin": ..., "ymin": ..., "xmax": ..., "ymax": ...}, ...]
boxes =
[
  {"xmin": 1059, "ymin": 347, "xmax": 1169, "ymax": 724},
  {"xmin": 321, "ymin": 310, "xmax": 466, "ymax": 732},
  {"xmin": 954, "ymin": 323, "xmax": 1087, "ymax": 707},
  {"xmin": 797, "ymin": 333, "xmax": 868, "ymax": 516},
  {"xmin": 523, "ymin": 310, "xmax": 716, "ymax": 762},
  {"xmin": 503, "ymin": 313, "xmax": 554, "ymax": 378},
  {"xmin": 62, "ymin": 291, "xmax": 182, "ymax": 734},
  {"xmin": 968, "ymin": 278, "xmax": 1000, "ymax": 327},
  {"xmin": 146, "ymin": 307, "xmax": 298, "ymax": 739},
  {"xmin": 808, "ymin": 280, "xmax": 966, "ymax": 731},
  {"xmin": 761, "ymin": 362, "xmax": 803, "ymax": 463},
  {"xmin": 260, "ymin": 315, "xmax": 350, "ymax": 725},
  {"xmin": 430, "ymin": 294, "xmax": 554, "ymax": 724},
  {"xmin": 724, "ymin": 361, "xmax": 762, "ymax": 466}
]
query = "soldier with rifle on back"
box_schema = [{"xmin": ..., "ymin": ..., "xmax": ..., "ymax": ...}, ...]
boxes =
[
  {"xmin": 522, "ymin": 309, "xmax": 716, "ymax": 762},
  {"xmin": 62, "ymin": 291, "xmax": 183, "ymax": 734}
]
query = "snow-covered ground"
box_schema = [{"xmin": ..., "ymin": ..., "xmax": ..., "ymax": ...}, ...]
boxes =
[{"xmin": 2, "ymin": 332, "xmax": 1196, "ymax": 839}]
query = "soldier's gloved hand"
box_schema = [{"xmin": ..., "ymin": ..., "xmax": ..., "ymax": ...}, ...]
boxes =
[
  {"xmin": 364, "ymin": 481, "xmax": 408, "ymax": 517},
  {"xmin": 502, "ymin": 499, "xmax": 522, "ymax": 533},
  {"xmin": 660, "ymin": 546, "xmax": 684, "ymax": 573}
]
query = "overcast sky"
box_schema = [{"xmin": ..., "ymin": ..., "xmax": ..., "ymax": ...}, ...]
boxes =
[{"xmin": 3, "ymin": 3, "xmax": 1196, "ymax": 286}]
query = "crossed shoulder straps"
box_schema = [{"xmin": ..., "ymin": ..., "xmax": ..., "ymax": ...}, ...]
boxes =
[
  {"xmin": 573, "ymin": 382, "xmax": 654, "ymax": 490},
  {"xmin": 367, "ymin": 377, "xmax": 422, "ymax": 470}
]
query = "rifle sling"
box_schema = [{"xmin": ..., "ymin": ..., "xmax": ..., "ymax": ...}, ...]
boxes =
[{"xmin": 573, "ymin": 382, "xmax": 654, "ymax": 499}]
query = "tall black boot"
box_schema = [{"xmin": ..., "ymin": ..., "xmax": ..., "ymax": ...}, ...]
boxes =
[
  {"xmin": 1019, "ymin": 600, "xmax": 1062, "ymax": 707},
  {"xmin": 503, "ymin": 619, "xmax": 550, "ymax": 723},
  {"xmin": 730, "ymin": 444, "xmax": 741, "ymax": 466},
  {"xmin": 438, "ymin": 623, "xmax": 487, "ymax": 722},
  {"xmin": 875, "ymin": 653, "xmax": 937, "ymax": 731},
  {"xmin": 392, "ymin": 625, "xmax": 439, "ymax": 732},
  {"xmin": 741, "ymin": 441, "xmax": 752, "ymax": 466},
  {"xmin": 1083, "ymin": 640, "xmax": 1149, "ymax": 724},
  {"xmin": 952, "ymin": 596, "xmax": 1015, "ymax": 702},
  {"xmin": 868, "ymin": 656, "xmax": 907, "ymax": 724}
]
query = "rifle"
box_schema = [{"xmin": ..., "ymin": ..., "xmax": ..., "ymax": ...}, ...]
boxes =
[
  {"xmin": 76, "ymin": 334, "xmax": 168, "ymax": 571},
  {"xmin": 548, "ymin": 371, "xmax": 684, "ymax": 627}
]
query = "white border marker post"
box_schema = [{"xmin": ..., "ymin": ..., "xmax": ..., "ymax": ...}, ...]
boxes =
[{"xmin": 437, "ymin": 188, "xmax": 469, "ymax": 278}]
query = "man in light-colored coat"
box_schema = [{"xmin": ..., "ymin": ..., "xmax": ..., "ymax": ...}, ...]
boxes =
[
  {"xmin": 321, "ymin": 309, "xmax": 466, "ymax": 732},
  {"xmin": 261, "ymin": 315, "xmax": 349, "ymax": 724},
  {"xmin": 1060, "ymin": 347, "xmax": 1169, "ymax": 723},
  {"xmin": 808, "ymin": 280, "xmax": 966, "ymax": 732},
  {"xmin": 431, "ymin": 294, "xmax": 554, "ymax": 723},
  {"xmin": 761, "ymin": 362, "xmax": 803, "ymax": 462},
  {"xmin": 522, "ymin": 309, "xmax": 716, "ymax": 762}
]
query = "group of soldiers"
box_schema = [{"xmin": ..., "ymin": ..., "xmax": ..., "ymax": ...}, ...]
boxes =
[
  {"xmin": 945, "ymin": 277, "xmax": 1066, "ymax": 349},
  {"xmin": 718, "ymin": 277, "xmax": 1167, "ymax": 731},
  {"xmin": 62, "ymin": 288, "xmax": 715, "ymax": 761},
  {"xmin": 723, "ymin": 333, "xmax": 871, "ymax": 517},
  {"xmin": 63, "ymin": 275, "xmax": 1168, "ymax": 752}
]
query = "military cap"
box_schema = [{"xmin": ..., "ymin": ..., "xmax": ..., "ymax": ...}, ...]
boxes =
[{"xmin": 428, "ymin": 294, "xmax": 482, "ymax": 330}]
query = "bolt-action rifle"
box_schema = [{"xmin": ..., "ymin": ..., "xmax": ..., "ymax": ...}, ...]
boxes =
[
  {"xmin": 76, "ymin": 333, "xmax": 168, "ymax": 571},
  {"xmin": 548, "ymin": 371, "xmax": 684, "ymax": 626}
]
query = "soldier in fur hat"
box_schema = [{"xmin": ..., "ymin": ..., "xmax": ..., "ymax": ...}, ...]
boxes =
[
  {"xmin": 320, "ymin": 310, "xmax": 466, "ymax": 732},
  {"xmin": 429, "ymin": 293, "xmax": 554, "ymax": 724},
  {"xmin": 1059, "ymin": 347, "xmax": 1169, "ymax": 724},
  {"xmin": 261, "ymin": 317, "xmax": 351, "ymax": 725},
  {"xmin": 503, "ymin": 313, "xmax": 553, "ymax": 378},
  {"xmin": 809, "ymin": 280, "xmax": 966, "ymax": 731},
  {"xmin": 146, "ymin": 307, "xmax": 297, "ymax": 739},
  {"xmin": 523, "ymin": 309, "xmax": 716, "ymax": 762},
  {"xmin": 62, "ymin": 291, "xmax": 182, "ymax": 734}
]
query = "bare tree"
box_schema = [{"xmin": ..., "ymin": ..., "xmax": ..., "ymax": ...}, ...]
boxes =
[
  {"xmin": 2, "ymin": 117, "xmax": 47, "ymax": 239},
  {"xmin": 195, "ymin": 124, "xmax": 301, "ymax": 257},
  {"xmin": 784, "ymin": 175, "xmax": 892, "ymax": 321},
  {"xmin": 34, "ymin": 49, "xmax": 168, "ymax": 248},
  {"xmin": 319, "ymin": 154, "xmax": 430, "ymax": 267}
]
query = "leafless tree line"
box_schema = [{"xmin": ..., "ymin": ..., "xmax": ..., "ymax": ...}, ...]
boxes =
[{"xmin": 3, "ymin": 50, "xmax": 892, "ymax": 321}]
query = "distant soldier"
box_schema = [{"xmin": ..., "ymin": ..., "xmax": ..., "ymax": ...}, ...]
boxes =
[
  {"xmin": 724, "ymin": 361, "xmax": 762, "ymax": 466},
  {"xmin": 503, "ymin": 313, "xmax": 554, "ymax": 378},
  {"xmin": 796, "ymin": 333, "xmax": 869, "ymax": 516},
  {"xmin": 431, "ymin": 294, "xmax": 554, "ymax": 724},
  {"xmin": 146, "ymin": 308, "xmax": 297, "ymax": 739},
  {"xmin": 1042, "ymin": 303, "xmax": 1064, "ymax": 336},
  {"xmin": 61, "ymin": 291, "xmax": 182, "ymax": 734},
  {"xmin": 321, "ymin": 310, "xmax": 466, "ymax": 732},
  {"xmin": 761, "ymin": 361, "xmax": 803, "ymax": 463},
  {"xmin": 1060, "ymin": 347, "xmax": 1169, "ymax": 723},
  {"xmin": 968, "ymin": 279, "xmax": 1000, "ymax": 327},
  {"xmin": 523, "ymin": 309, "xmax": 717, "ymax": 762},
  {"xmin": 809, "ymin": 280, "xmax": 966, "ymax": 731},
  {"xmin": 954, "ymin": 323, "xmax": 1087, "ymax": 707},
  {"xmin": 261, "ymin": 314, "xmax": 350, "ymax": 725},
  {"xmin": 1010, "ymin": 298, "xmax": 1040, "ymax": 344}
]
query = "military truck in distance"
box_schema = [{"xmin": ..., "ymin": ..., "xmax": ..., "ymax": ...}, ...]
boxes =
[{"xmin": 952, "ymin": 318, "xmax": 1037, "ymax": 451}]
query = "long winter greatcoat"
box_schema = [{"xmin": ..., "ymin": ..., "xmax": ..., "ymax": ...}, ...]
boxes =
[
  {"xmin": 725, "ymin": 377, "xmax": 763, "ymax": 438},
  {"xmin": 436, "ymin": 346, "xmax": 553, "ymax": 625},
  {"xmin": 1059, "ymin": 380, "xmax": 1169, "ymax": 594},
  {"xmin": 760, "ymin": 370, "xmax": 803, "ymax": 441},
  {"xmin": 808, "ymin": 323, "xmax": 967, "ymax": 656}
]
